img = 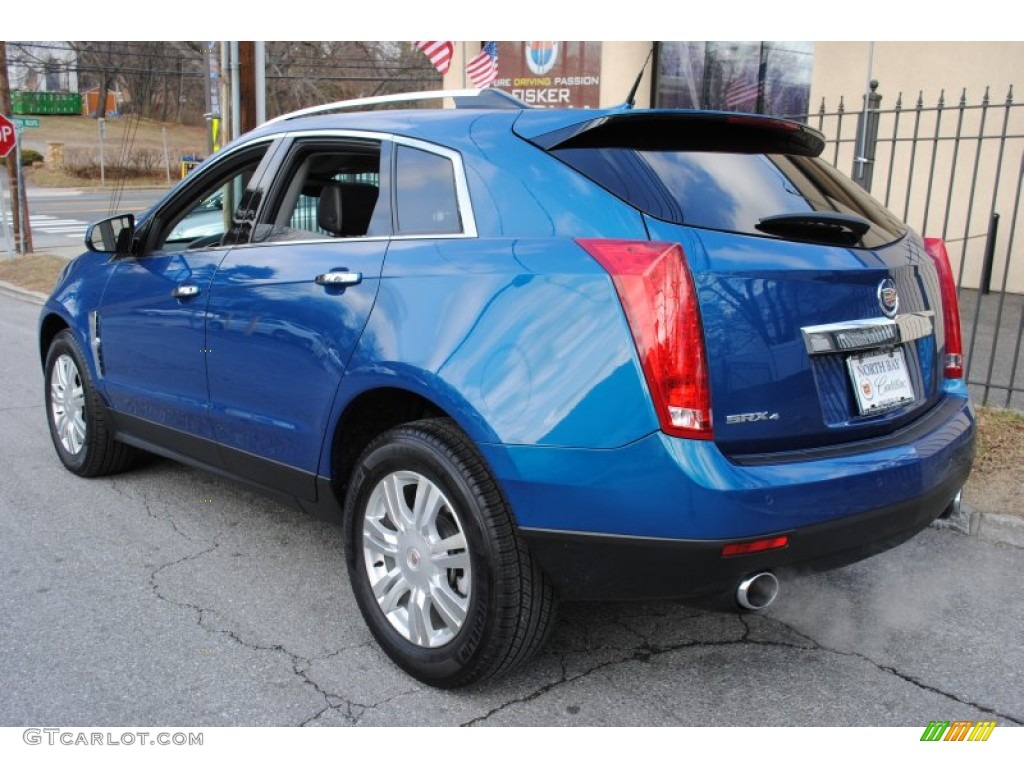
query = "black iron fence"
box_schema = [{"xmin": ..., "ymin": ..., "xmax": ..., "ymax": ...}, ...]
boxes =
[{"xmin": 792, "ymin": 83, "xmax": 1024, "ymax": 410}]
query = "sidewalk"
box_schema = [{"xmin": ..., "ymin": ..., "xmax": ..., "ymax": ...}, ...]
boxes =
[
  {"xmin": 3, "ymin": 181, "xmax": 170, "ymax": 199},
  {"xmin": 1, "ymin": 187, "xmax": 84, "ymax": 199}
]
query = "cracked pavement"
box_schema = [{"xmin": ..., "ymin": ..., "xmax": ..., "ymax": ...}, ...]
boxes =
[{"xmin": 2, "ymin": 293, "xmax": 1022, "ymax": 727}]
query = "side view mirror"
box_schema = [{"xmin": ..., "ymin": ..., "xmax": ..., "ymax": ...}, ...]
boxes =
[{"xmin": 85, "ymin": 214, "xmax": 135, "ymax": 256}]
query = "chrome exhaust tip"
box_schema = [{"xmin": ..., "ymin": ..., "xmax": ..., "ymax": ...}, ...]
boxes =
[
  {"xmin": 943, "ymin": 489, "xmax": 963, "ymax": 519},
  {"xmin": 736, "ymin": 572, "xmax": 779, "ymax": 611}
]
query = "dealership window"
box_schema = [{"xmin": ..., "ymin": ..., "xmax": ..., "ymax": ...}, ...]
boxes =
[{"xmin": 655, "ymin": 42, "xmax": 813, "ymax": 119}]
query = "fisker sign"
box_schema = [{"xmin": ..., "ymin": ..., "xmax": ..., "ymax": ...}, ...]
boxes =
[{"xmin": 492, "ymin": 42, "xmax": 602, "ymax": 108}]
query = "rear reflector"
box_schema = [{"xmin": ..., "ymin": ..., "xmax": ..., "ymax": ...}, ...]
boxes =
[
  {"xmin": 721, "ymin": 536, "xmax": 790, "ymax": 558},
  {"xmin": 578, "ymin": 239, "xmax": 712, "ymax": 439},
  {"xmin": 923, "ymin": 237, "xmax": 964, "ymax": 379}
]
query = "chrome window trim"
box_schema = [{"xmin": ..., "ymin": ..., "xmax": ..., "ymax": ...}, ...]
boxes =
[
  {"xmin": 242, "ymin": 235, "xmax": 392, "ymax": 249},
  {"xmin": 144, "ymin": 135, "xmax": 283, "ymax": 256},
  {"xmin": 801, "ymin": 311, "xmax": 935, "ymax": 355},
  {"xmin": 236, "ymin": 232, "xmax": 473, "ymax": 252},
  {"xmin": 181, "ymin": 134, "xmax": 279, "ymax": 175},
  {"xmin": 263, "ymin": 129, "xmax": 478, "ymax": 240}
]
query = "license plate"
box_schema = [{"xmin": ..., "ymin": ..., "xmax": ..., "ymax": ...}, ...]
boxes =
[{"xmin": 847, "ymin": 347, "xmax": 916, "ymax": 415}]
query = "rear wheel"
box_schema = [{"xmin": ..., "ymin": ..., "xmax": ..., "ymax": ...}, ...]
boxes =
[
  {"xmin": 44, "ymin": 329, "xmax": 135, "ymax": 477},
  {"xmin": 343, "ymin": 418, "xmax": 556, "ymax": 688}
]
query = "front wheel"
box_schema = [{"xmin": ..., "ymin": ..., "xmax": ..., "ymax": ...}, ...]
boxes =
[
  {"xmin": 44, "ymin": 329, "xmax": 135, "ymax": 477},
  {"xmin": 343, "ymin": 418, "xmax": 556, "ymax": 688}
]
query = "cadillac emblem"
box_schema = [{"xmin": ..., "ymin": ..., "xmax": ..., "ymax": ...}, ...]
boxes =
[{"xmin": 878, "ymin": 278, "xmax": 899, "ymax": 318}]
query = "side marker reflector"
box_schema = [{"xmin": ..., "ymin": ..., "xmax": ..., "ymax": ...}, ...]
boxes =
[{"xmin": 721, "ymin": 535, "xmax": 790, "ymax": 558}]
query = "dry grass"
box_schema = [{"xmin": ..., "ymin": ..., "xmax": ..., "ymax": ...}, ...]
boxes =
[
  {"xmin": 0, "ymin": 254, "xmax": 69, "ymax": 293},
  {"xmin": 16, "ymin": 115, "xmax": 207, "ymax": 187},
  {"xmin": 964, "ymin": 406, "xmax": 1024, "ymax": 517},
  {"xmin": 24, "ymin": 163, "xmax": 175, "ymax": 189},
  {"xmin": 971, "ymin": 407, "xmax": 1024, "ymax": 475},
  {"xmin": 19, "ymin": 114, "xmax": 207, "ymax": 154}
]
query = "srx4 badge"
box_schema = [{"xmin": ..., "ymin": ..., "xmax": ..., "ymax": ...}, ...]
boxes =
[{"xmin": 725, "ymin": 411, "xmax": 781, "ymax": 425}]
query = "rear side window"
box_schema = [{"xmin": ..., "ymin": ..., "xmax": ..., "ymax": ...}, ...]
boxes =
[
  {"xmin": 552, "ymin": 147, "xmax": 908, "ymax": 248},
  {"xmin": 395, "ymin": 145, "xmax": 462, "ymax": 235}
]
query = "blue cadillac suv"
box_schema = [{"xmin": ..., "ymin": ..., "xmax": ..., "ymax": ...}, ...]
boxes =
[{"xmin": 38, "ymin": 89, "xmax": 975, "ymax": 687}]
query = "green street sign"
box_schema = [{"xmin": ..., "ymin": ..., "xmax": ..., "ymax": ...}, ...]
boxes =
[{"xmin": 13, "ymin": 117, "xmax": 40, "ymax": 128}]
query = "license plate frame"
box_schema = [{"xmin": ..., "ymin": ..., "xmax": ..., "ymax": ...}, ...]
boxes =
[{"xmin": 846, "ymin": 346, "xmax": 916, "ymax": 415}]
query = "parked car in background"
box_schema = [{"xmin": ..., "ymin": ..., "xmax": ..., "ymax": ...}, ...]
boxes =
[{"xmin": 38, "ymin": 89, "xmax": 975, "ymax": 688}]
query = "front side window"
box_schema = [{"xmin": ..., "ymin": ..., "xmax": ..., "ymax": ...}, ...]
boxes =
[{"xmin": 150, "ymin": 142, "xmax": 272, "ymax": 253}]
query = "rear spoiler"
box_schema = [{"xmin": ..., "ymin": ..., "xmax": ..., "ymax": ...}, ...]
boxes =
[{"xmin": 518, "ymin": 111, "xmax": 826, "ymax": 157}]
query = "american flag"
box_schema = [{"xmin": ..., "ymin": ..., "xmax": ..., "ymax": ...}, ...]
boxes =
[
  {"xmin": 465, "ymin": 41, "xmax": 499, "ymax": 88},
  {"xmin": 724, "ymin": 77, "xmax": 762, "ymax": 111},
  {"xmin": 415, "ymin": 41, "xmax": 454, "ymax": 75}
]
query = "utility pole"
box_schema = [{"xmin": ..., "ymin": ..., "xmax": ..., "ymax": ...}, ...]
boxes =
[
  {"xmin": 237, "ymin": 41, "xmax": 257, "ymax": 134},
  {"xmin": 203, "ymin": 41, "xmax": 222, "ymax": 156},
  {"xmin": 254, "ymin": 41, "xmax": 266, "ymax": 125},
  {"xmin": 0, "ymin": 41, "xmax": 32, "ymax": 254},
  {"xmin": 229, "ymin": 42, "xmax": 240, "ymax": 142}
]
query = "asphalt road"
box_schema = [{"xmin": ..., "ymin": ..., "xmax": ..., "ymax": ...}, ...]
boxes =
[
  {"xmin": 5, "ymin": 187, "xmax": 166, "ymax": 254},
  {"xmin": 1, "ymin": 291, "xmax": 1022, "ymax": 728}
]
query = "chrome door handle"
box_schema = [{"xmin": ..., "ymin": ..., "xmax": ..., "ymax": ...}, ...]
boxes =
[
  {"xmin": 171, "ymin": 284, "xmax": 201, "ymax": 298},
  {"xmin": 315, "ymin": 271, "xmax": 362, "ymax": 287}
]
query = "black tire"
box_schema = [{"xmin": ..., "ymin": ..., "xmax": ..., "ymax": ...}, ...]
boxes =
[
  {"xmin": 343, "ymin": 418, "xmax": 556, "ymax": 688},
  {"xmin": 44, "ymin": 329, "xmax": 136, "ymax": 477}
]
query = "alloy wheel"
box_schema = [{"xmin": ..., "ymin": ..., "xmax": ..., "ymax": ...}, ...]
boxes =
[
  {"xmin": 50, "ymin": 353, "xmax": 86, "ymax": 456},
  {"xmin": 361, "ymin": 470, "xmax": 472, "ymax": 648}
]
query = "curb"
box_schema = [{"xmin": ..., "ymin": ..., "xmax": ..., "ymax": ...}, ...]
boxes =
[
  {"xmin": 0, "ymin": 278, "xmax": 46, "ymax": 306},
  {"xmin": 930, "ymin": 504, "xmax": 1023, "ymax": 549},
  {"xmin": 6, "ymin": 184, "xmax": 173, "ymax": 196},
  {"xmin": 976, "ymin": 513, "xmax": 1024, "ymax": 548}
]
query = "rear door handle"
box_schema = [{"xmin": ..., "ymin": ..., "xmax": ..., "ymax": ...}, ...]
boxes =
[
  {"xmin": 171, "ymin": 284, "xmax": 201, "ymax": 298},
  {"xmin": 315, "ymin": 271, "xmax": 362, "ymax": 287}
]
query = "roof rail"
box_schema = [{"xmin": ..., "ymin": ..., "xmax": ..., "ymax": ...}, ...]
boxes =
[{"xmin": 262, "ymin": 87, "xmax": 529, "ymax": 127}]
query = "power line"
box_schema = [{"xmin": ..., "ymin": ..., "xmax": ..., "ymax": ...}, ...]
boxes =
[{"xmin": 7, "ymin": 41, "xmax": 435, "ymax": 72}]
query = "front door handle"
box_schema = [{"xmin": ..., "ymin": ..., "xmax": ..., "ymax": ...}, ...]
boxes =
[
  {"xmin": 315, "ymin": 271, "xmax": 362, "ymax": 287},
  {"xmin": 171, "ymin": 284, "xmax": 201, "ymax": 299}
]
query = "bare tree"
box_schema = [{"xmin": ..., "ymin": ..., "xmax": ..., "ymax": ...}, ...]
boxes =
[
  {"xmin": 262, "ymin": 41, "xmax": 440, "ymax": 116},
  {"xmin": 5, "ymin": 41, "xmax": 441, "ymax": 126}
]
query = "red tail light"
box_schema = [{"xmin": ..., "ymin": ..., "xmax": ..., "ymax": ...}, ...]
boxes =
[
  {"xmin": 577, "ymin": 239, "xmax": 712, "ymax": 439},
  {"xmin": 923, "ymin": 238, "xmax": 964, "ymax": 379}
]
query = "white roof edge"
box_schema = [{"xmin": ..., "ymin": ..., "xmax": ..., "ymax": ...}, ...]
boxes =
[{"xmin": 261, "ymin": 89, "xmax": 487, "ymax": 127}]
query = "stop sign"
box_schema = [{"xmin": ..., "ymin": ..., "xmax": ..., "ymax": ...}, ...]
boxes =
[{"xmin": 0, "ymin": 114, "xmax": 17, "ymax": 158}]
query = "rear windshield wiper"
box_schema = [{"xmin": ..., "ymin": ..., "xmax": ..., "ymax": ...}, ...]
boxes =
[{"xmin": 755, "ymin": 212, "xmax": 871, "ymax": 246}]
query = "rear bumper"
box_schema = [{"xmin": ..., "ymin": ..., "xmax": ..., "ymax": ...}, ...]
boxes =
[
  {"xmin": 521, "ymin": 473, "xmax": 963, "ymax": 600},
  {"xmin": 480, "ymin": 393, "xmax": 975, "ymax": 600}
]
